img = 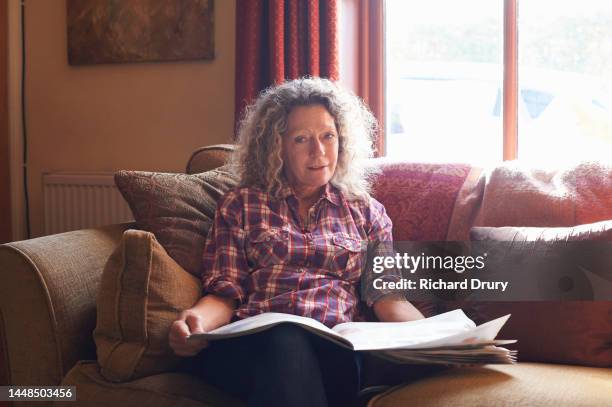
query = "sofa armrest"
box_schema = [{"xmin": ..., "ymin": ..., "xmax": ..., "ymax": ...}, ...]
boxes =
[{"xmin": 0, "ymin": 224, "xmax": 131, "ymax": 385}]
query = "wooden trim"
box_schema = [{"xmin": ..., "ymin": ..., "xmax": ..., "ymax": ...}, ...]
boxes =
[
  {"xmin": 7, "ymin": 0, "xmax": 24, "ymax": 241},
  {"xmin": 503, "ymin": 0, "xmax": 518, "ymax": 160},
  {"xmin": 0, "ymin": 0, "xmax": 11, "ymax": 243}
]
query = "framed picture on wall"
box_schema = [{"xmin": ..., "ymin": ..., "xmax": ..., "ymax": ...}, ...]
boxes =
[{"xmin": 66, "ymin": 0, "xmax": 214, "ymax": 65}]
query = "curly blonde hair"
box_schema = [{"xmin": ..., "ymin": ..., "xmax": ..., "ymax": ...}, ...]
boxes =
[{"xmin": 230, "ymin": 77, "xmax": 379, "ymax": 200}]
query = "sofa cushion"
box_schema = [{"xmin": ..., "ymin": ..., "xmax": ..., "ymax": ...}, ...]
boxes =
[
  {"xmin": 115, "ymin": 168, "xmax": 238, "ymax": 276},
  {"xmin": 371, "ymin": 162, "xmax": 471, "ymax": 317},
  {"xmin": 372, "ymin": 162, "xmax": 471, "ymax": 241},
  {"xmin": 369, "ymin": 363, "xmax": 612, "ymax": 407},
  {"xmin": 448, "ymin": 161, "xmax": 612, "ymax": 241},
  {"xmin": 59, "ymin": 360, "xmax": 242, "ymax": 407},
  {"xmin": 94, "ymin": 230, "xmax": 202, "ymax": 382},
  {"xmin": 452, "ymin": 221, "xmax": 612, "ymax": 367}
]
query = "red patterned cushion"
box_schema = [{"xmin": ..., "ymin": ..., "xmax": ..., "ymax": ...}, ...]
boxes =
[
  {"xmin": 115, "ymin": 169, "xmax": 238, "ymax": 276},
  {"xmin": 371, "ymin": 162, "xmax": 471, "ymax": 317},
  {"xmin": 372, "ymin": 162, "xmax": 471, "ymax": 241}
]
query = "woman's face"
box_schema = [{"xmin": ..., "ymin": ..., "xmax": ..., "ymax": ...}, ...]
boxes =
[{"xmin": 281, "ymin": 104, "xmax": 339, "ymax": 196}]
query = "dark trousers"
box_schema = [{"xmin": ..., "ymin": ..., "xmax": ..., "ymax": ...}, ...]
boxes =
[
  {"xmin": 181, "ymin": 324, "xmax": 445, "ymax": 407},
  {"xmin": 182, "ymin": 324, "xmax": 360, "ymax": 407}
]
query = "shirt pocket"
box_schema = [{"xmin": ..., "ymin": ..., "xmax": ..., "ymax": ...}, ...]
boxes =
[
  {"xmin": 318, "ymin": 234, "xmax": 366, "ymax": 280},
  {"xmin": 246, "ymin": 227, "xmax": 290, "ymax": 268}
]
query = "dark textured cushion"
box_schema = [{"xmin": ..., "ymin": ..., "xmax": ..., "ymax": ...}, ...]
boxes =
[
  {"xmin": 448, "ymin": 221, "xmax": 612, "ymax": 367},
  {"xmin": 94, "ymin": 230, "xmax": 202, "ymax": 382},
  {"xmin": 115, "ymin": 168, "xmax": 238, "ymax": 276}
]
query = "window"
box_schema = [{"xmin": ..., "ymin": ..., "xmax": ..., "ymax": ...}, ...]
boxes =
[
  {"xmin": 385, "ymin": 0, "xmax": 612, "ymax": 163},
  {"xmin": 518, "ymin": 0, "xmax": 612, "ymax": 162}
]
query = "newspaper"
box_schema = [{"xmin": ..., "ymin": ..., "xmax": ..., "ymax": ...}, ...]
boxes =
[{"xmin": 187, "ymin": 309, "xmax": 517, "ymax": 365}]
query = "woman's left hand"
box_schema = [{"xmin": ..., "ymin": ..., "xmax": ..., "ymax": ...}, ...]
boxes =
[{"xmin": 373, "ymin": 296, "xmax": 425, "ymax": 322}]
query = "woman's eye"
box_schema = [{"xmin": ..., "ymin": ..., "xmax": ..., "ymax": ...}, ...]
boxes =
[
  {"xmin": 324, "ymin": 133, "xmax": 336, "ymax": 140},
  {"xmin": 294, "ymin": 135, "xmax": 306, "ymax": 143}
]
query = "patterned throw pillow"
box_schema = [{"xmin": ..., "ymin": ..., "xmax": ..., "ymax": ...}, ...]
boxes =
[
  {"xmin": 371, "ymin": 161, "xmax": 472, "ymax": 317},
  {"xmin": 115, "ymin": 168, "xmax": 238, "ymax": 276},
  {"xmin": 371, "ymin": 161, "xmax": 472, "ymax": 241}
]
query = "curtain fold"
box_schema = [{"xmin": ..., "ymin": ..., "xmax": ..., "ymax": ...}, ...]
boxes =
[
  {"xmin": 235, "ymin": 0, "xmax": 339, "ymax": 130},
  {"xmin": 356, "ymin": 0, "xmax": 385, "ymax": 156}
]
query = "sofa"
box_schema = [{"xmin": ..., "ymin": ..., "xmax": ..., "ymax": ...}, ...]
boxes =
[{"xmin": 0, "ymin": 144, "xmax": 610, "ymax": 406}]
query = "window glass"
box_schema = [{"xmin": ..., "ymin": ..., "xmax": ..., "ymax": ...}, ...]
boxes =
[
  {"xmin": 385, "ymin": 0, "xmax": 503, "ymax": 163},
  {"xmin": 518, "ymin": 0, "xmax": 612, "ymax": 163}
]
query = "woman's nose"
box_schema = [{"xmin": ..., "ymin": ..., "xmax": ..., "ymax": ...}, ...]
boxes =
[{"xmin": 309, "ymin": 138, "xmax": 325, "ymax": 156}]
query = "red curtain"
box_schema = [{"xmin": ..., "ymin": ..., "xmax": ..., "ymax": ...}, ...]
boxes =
[{"xmin": 235, "ymin": 0, "xmax": 339, "ymax": 128}]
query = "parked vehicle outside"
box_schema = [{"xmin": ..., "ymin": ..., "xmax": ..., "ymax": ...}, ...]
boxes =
[{"xmin": 386, "ymin": 62, "xmax": 612, "ymax": 164}]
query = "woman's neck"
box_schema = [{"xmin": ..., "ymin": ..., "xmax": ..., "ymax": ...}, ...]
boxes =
[
  {"xmin": 293, "ymin": 185, "xmax": 325, "ymax": 207},
  {"xmin": 292, "ymin": 184, "xmax": 325, "ymax": 224}
]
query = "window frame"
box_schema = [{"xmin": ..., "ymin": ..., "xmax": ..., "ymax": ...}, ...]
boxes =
[{"xmin": 503, "ymin": 0, "xmax": 518, "ymax": 160}]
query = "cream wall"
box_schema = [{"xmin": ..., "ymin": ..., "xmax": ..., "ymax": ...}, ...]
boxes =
[{"xmin": 23, "ymin": 0, "xmax": 235, "ymax": 237}]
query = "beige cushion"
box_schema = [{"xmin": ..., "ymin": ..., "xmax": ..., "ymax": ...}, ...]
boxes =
[
  {"xmin": 94, "ymin": 230, "xmax": 201, "ymax": 382},
  {"xmin": 59, "ymin": 360, "xmax": 242, "ymax": 407},
  {"xmin": 369, "ymin": 363, "xmax": 612, "ymax": 407}
]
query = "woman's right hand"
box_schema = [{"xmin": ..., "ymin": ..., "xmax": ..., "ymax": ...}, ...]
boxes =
[
  {"xmin": 168, "ymin": 294, "xmax": 237, "ymax": 357},
  {"xmin": 169, "ymin": 308, "xmax": 210, "ymax": 357}
]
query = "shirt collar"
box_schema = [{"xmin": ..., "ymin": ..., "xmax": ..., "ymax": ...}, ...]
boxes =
[
  {"xmin": 323, "ymin": 183, "xmax": 343, "ymax": 206},
  {"xmin": 279, "ymin": 182, "xmax": 342, "ymax": 207}
]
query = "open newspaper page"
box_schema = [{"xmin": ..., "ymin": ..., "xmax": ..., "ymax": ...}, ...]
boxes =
[
  {"xmin": 187, "ymin": 309, "xmax": 517, "ymax": 364},
  {"xmin": 187, "ymin": 312, "xmax": 355, "ymax": 349},
  {"xmin": 366, "ymin": 315, "xmax": 517, "ymax": 364},
  {"xmin": 331, "ymin": 309, "xmax": 477, "ymax": 350}
]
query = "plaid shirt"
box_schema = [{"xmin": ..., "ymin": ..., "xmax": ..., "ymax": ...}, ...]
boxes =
[{"xmin": 201, "ymin": 183, "xmax": 394, "ymax": 327}]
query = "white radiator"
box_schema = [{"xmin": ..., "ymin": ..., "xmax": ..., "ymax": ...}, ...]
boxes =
[{"xmin": 43, "ymin": 172, "xmax": 134, "ymax": 235}]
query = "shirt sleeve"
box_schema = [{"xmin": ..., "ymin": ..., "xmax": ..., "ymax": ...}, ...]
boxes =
[
  {"xmin": 361, "ymin": 197, "xmax": 403, "ymax": 306},
  {"xmin": 201, "ymin": 190, "xmax": 249, "ymax": 303},
  {"xmin": 367, "ymin": 198, "xmax": 394, "ymax": 242}
]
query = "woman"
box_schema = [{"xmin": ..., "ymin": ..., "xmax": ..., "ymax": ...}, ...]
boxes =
[{"xmin": 169, "ymin": 78, "xmax": 424, "ymax": 406}]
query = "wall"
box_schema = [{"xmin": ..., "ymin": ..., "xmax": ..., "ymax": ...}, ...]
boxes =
[{"xmin": 23, "ymin": 0, "xmax": 235, "ymax": 237}]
